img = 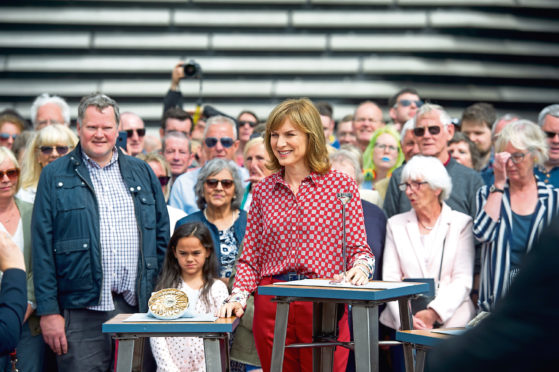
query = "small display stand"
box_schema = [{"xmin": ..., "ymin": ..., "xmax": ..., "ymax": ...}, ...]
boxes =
[
  {"xmin": 258, "ymin": 279, "xmax": 429, "ymax": 372},
  {"xmin": 103, "ymin": 313, "xmax": 239, "ymax": 372}
]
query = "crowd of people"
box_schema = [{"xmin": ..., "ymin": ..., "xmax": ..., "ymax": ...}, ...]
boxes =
[{"xmin": 0, "ymin": 60, "xmax": 558, "ymax": 372}]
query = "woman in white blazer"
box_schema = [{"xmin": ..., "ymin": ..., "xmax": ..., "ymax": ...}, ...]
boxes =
[{"xmin": 380, "ymin": 155, "xmax": 475, "ymax": 331}]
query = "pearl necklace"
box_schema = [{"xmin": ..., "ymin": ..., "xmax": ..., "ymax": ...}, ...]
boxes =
[{"xmin": 419, "ymin": 220, "xmax": 435, "ymax": 230}]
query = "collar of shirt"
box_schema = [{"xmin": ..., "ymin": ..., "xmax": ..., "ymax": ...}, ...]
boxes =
[
  {"xmin": 82, "ymin": 147, "xmax": 119, "ymax": 169},
  {"xmin": 272, "ymin": 169, "xmax": 321, "ymax": 191}
]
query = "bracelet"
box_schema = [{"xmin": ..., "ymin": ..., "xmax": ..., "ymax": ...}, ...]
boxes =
[{"xmin": 355, "ymin": 264, "xmax": 369, "ymax": 278}]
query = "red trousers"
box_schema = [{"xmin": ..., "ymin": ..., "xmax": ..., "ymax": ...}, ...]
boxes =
[{"xmin": 253, "ymin": 277, "xmax": 350, "ymax": 372}]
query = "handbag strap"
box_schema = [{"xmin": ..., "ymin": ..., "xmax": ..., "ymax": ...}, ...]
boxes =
[{"xmin": 435, "ymin": 236, "xmax": 446, "ymax": 291}]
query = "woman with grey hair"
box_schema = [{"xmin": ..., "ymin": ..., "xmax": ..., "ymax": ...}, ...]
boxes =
[
  {"xmin": 330, "ymin": 147, "xmax": 382, "ymax": 206},
  {"xmin": 175, "ymin": 158, "xmax": 246, "ymax": 283},
  {"xmin": 380, "ymin": 155, "xmax": 475, "ymax": 332},
  {"xmin": 474, "ymin": 120, "xmax": 559, "ymax": 312}
]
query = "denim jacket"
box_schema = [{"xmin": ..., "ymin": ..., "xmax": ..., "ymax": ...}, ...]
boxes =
[{"xmin": 32, "ymin": 143, "xmax": 169, "ymax": 315}]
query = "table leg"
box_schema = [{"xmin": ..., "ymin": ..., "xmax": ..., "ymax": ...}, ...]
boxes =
[
  {"xmin": 204, "ymin": 336, "xmax": 229, "ymax": 372},
  {"xmin": 398, "ymin": 298, "xmax": 414, "ymax": 372},
  {"xmin": 115, "ymin": 337, "xmax": 136, "ymax": 372},
  {"xmin": 270, "ymin": 301, "xmax": 290, "ymax": 372},
  {"xmin": 312, "ymin": 302, "xmax": 337, "ymax": 372},
  {"xmin": 352, "ymin": 304, "xmax": 378, "ymax": 372},
  {"xmin": 415, "ymin": 348, "xmax": 426, "ymax": 372}
]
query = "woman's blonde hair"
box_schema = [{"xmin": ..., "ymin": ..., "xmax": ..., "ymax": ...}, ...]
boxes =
[
  {"xmin": 243, "ymin": 136, "xmax": 264, "ymax": 158},
  {"xmin": 0, "ymin": 147, "xmax": 21, "ymax": 193},
  {"xmin": 137, "ymin": 152, "xmax": 172, "ymax": 201},
  {"xmin": 21, "ymin": 124, "xmax": 78, "ymax": 190},
  {"xmin": 264, "ymin": 98, "xmax": 330, "ymax": 174},
  {"xmin": 495, "ymin": 119, "xmax": 548, "ymax": 167}
]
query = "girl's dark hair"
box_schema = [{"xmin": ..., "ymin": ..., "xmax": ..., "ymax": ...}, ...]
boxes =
[{"xmin": 156, "ymin": 222, "xmax": 218, "ymax": 309}]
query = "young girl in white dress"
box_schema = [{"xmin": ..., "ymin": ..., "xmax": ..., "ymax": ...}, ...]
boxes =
[{"xmin": 150, "ymin": 222, "xmax": 229, "ymax": 372}]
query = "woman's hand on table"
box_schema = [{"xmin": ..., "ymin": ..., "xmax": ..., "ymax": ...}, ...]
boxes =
[
  {"xmin": 332, "ymin": 265, "xmax": 369, "ymax": 286},
  {"xmin": 413, "ymin": 308, "xmax": 439, "ymax": 329},
  {"xmin": 412, "ymin": 316, "xmax": 428, "ymax": 330},
  {"xmin": 218, "ymin": 302, "xmax": 244, "ymax": 318}
]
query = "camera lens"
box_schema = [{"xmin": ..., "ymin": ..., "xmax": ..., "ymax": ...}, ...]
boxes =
[{"xmin": 183, "ymin": 60, "xmax": 201, "ymax": 78}]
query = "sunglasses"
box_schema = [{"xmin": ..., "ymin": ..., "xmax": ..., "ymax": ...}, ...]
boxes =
[
  {"xmin": 126, "ymin": 128, "xmax": 146, "ymax": 137},
  {"xmin": 398, "ymin": 181, "xmax": 427, "ymax": 192},
  {"xmin": 544, "ymin": 131, "xmax": 559, "ymax": 139},
  {"xmin": 0, "ymin": 133, "xmax": 17, "ymax": 141},
  {"xmin": 158, "ymin": 176, "xmax": 170, "ymax": 187},
  {"xmin": 204, "ymin": 137, "xmax": 234, "ymax": 148},
  {"xmin": 238, "ymin": 120, "xmax": 258, "ymax": 128},
  {"xmin": 396, "ymin": 99, "xmax": 423, "ymax": 108},
  {"xmin": 0, "ymin": 168, "xmax": 20, "ymax": 181},
  {"xmin": 39, "ymin": 146, "xmax": 70, "ymax": 155},
  {"xmin": 205, "ymin": 178, "xmax": 234, "ymax": 189},
  {"xmin": 413, "ymin": 126, "xmax": 441, "ymax": 137}
]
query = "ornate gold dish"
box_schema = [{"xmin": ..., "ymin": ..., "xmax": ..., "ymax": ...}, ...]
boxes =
[{"xmin": 148, "ymin": 288, "xmax": 190, "ymax": 320}]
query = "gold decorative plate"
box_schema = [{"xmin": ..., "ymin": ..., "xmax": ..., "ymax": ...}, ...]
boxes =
[{"xmin": 148, "ymin": 288, "xmax": 190, "ymax": 320}]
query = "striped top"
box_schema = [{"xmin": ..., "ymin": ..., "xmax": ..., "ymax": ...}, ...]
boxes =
[{"xmin": 473, "ymin": 178, "xmax": 559, "ymax": 311}]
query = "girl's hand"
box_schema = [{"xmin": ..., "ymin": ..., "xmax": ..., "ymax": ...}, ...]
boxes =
[{"xmin": 218, "ymin": 302, "xmax": 244, "ymax": 318}]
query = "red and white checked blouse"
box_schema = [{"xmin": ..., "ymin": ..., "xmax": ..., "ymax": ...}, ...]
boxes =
[{"xmin": 230, "ymin": 169, "xmax": 375, "ymax": 306}]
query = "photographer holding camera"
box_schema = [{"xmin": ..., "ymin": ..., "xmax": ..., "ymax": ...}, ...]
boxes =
[{"xmin": 163, "ymin": 61, "xmax": 201, "ymax": 115}]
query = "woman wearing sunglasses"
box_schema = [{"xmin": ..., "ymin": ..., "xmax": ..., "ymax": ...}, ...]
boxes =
[
  {"xmin": 0, "ymin": 147, "xmax": 43, "ymax": 372},
  {"xmin": 235, "ymin": 110, "xmax": 259, "ymax": 166},
  {"xmin": 136, "ymin": 152, "xmax": 186, "ymax": 237},
  {"xmin": 219, "ymin": 98, "xmax": 373, "ymax": 372},
  {"xmin": 0, "ymin": 111, "xmax": 25, "ymax": 151},
  {"xmin": 474, "ymin": 120, "xmax": 559, "ymax": 313},
  {"xmin": 18, "ymin": 124, "xmax": 77, "ymax": 204},
  {"xmin": 175, "ymin": 158, "xmax": 247, "ymax": 284}
]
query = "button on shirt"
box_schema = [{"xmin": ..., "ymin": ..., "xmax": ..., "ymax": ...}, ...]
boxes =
[
  {"xmin": 534, "ymin": 166, "xmax": 559, "ymax": 188},
  {"xmin": 83, "ymin": 150, "xmax": 140, "ymax": 311},
  {"xmin": 231, "ymin": 169, "xmax": 375, "ymax": 305}
]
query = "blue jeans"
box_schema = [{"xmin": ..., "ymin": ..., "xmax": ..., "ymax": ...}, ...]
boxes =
[{"xmin": 15, "ymin": 321, "xmax": 47, "ymax": 372}]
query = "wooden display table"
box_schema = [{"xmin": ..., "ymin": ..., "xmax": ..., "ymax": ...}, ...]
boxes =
[
  {"xmin": 103, "ymin": 313, "xmax": 239, "ymax": 372},
  {"xmin": 258, "ymin": 279, "xmax": 429, "ymax": 372},
  {"xmin": 396, "ymin": 328, "xmax": 463, "ymax": 372}
]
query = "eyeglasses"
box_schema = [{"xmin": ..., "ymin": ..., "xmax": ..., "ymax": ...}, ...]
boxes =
[
  {"xmin": 204, "ymin": 137, "xmax": 234, "ymax": 148},
  {"xmin": 398, "ymin": 181, "xmax": 428, "ymax": 192},
  {"xmin": 0, "ymin": 133, "xmax": 17, "ymax": 141},
  {"xmin": 375, "ymin": 143, "xmax": 398, "ymax": 152},
  {"xmin": 0, "ymin": 168, "xmax": 20, "ymax": 181},
  {"xmin": 39, "ymin": 146, "xmax": 70, "ymax": 155},
  {"xmin": 544, "ymin": 131, "xmax": 559, "ymax": 139},
  {"xmin": 205, "ymin": 178, "xmax": 234, "ymax": 189},
  {"xmin": 509, "ymin": 152, "xmax": 527, "ymax": 164},
  {"xmin": 158, "ymin": 176, "xmax": 170, "ymax": 187},
  {"xmin": 396, "ymin": 99, "xmax": 423, "ymax": 108},
  {"xmin": 238, "ymin": 120, "xmax": 258, "ymax": 128},
  {"xmin": 413, "ymin": 126, "xmax": 441, "ymax": 137},
  {"xmin": 126, "ymin": 128, "xmax": 146, "ymax": 137}
]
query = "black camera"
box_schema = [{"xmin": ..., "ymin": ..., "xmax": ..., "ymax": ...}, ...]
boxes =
[{"xmin": 183, "ymin": 60, "xmax": 202, "ymax": 79}]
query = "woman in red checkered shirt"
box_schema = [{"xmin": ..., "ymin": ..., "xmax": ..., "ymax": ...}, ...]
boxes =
[{"xmin": 219, "ymin": 98, "xmax": 375, "ymax": 372}]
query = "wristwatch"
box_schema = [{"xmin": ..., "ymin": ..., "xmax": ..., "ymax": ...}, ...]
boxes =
[{"xmin": 489, "ymin": 185, "xmax": 504, "ymax": 194}]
